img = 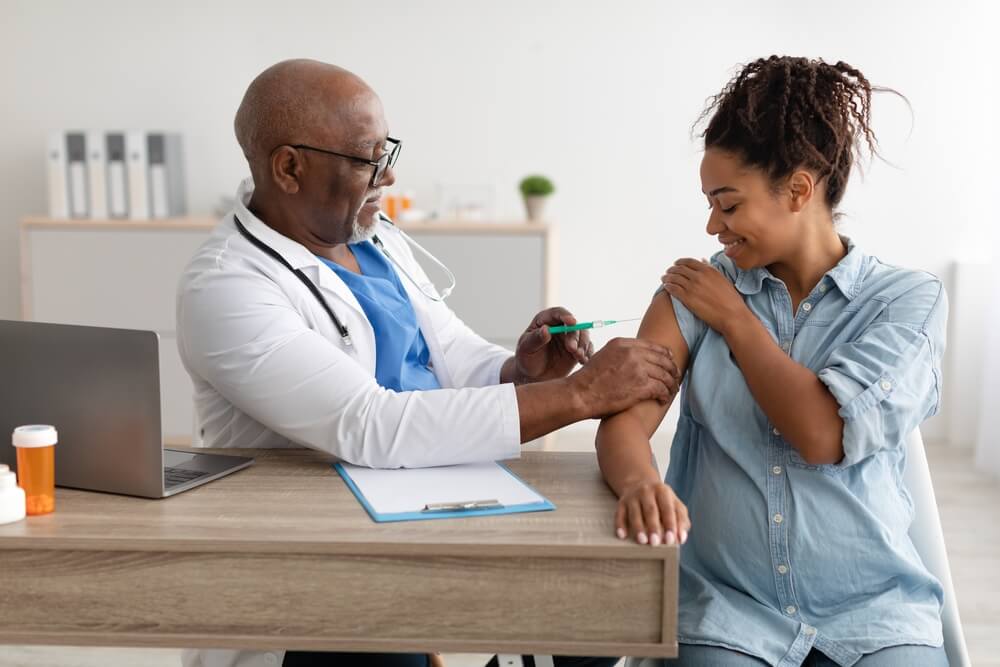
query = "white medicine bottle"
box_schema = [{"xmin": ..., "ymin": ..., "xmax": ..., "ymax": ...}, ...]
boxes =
[{"xmin": 0, "ymin": 463, "xmax": 27, "ymax": 524}]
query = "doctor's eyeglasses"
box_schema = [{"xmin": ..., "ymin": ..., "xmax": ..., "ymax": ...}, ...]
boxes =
[{"xmin": 284, "ymin": 137, "xmax": 401, "ymax": 187}]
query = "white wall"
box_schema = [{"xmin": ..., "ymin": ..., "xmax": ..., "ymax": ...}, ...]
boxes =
[{"xmin": 2, "ymin": 0, "xmax": 997, "ymax": 442}]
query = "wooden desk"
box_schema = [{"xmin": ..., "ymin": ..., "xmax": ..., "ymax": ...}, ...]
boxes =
[{"xmin": 0, "ymin": 449, "xmax": 677, "ymax": 658}]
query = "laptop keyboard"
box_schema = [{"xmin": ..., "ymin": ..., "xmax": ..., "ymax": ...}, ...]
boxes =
[{"xmin": 164, "ymin": 466, "xmax": 209, "ymax": 488}]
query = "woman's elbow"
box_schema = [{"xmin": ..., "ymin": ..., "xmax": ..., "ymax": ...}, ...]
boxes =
[{"xmin": 795, "ymin": 430, "xmax": 845, "ymax": 466}]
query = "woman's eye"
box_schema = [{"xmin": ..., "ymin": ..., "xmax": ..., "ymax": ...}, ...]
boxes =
[{"xmin": 708, "ymin": 202, "xmax": 739, "ymax": 214}]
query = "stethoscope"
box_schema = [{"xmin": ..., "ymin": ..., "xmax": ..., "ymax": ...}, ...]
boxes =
[{"xmin": 233, "ymin": 213, "xmax": 456, "ymax": 348}]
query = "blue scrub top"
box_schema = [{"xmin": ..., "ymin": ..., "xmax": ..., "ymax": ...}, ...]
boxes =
[{"xmin": 319, "ymin": 241, "xmax": 441, "ymax": 392}]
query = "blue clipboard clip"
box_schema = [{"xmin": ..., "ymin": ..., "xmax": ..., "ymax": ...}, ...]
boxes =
[{"xmin": 423, "ymin": 499, "xmax": 503, "ymax": 513}]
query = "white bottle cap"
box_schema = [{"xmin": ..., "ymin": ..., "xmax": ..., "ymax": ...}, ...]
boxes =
[
  {"xmin": 12, "ymin": 425, "xmax": 58, "ymax": 448},
  {"xmin": 0, "ymin": 468, "xmax": 26, "ymax": 524}
]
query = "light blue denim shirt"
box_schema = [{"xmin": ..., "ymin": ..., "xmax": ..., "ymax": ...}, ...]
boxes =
[{"xmin": 665, "ymin": 239, "xmax": 947, "ymax": 667}]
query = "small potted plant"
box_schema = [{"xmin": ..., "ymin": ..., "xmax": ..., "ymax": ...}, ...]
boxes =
[{"xmin": 519, "ymin": 174, "xmax": 554, "ymax": 222}]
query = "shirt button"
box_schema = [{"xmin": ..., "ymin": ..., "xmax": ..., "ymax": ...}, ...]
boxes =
[
  {"xmin": 819, "ymin": 284, "xmax": 828, "ymax": 293},
  {"xmin": 804, "ymin": 626, "xmax": 817, "ymax": 636},
  {"xmin": 880, "ymin": 380, "xmax": 892, "ymax": 391},
  {"xmin": 777, "ymin": 564, "xmax": 789, "ymax": 574},
  {"xmin": 772, "ymin": 427, "xmax": 780, "ymax": 436},
  {"xmin": 802, "ymin": 302, "xmax": 812, "ymax": 312},
  {"xmin": 785, "ymin": 605, "xmax": 797, "ymax": 615},
  {"xmin": 781, "ymin": 342, "xmax": 791, "ymax": 352},
  {"xmin": 772, "ymin": 465, "xmax": 783, "ymax": 475},
  {"xmin": 773, "ymin": 513, "xmax": 784, "ymax": 524}
]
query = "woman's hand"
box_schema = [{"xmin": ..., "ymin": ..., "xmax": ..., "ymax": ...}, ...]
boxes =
[
  {"xmin": 662, "ymin": 258, "xmax": 748, "ymax": 336},
  {"xmin": 615, "ymin": 478, "xmax": 690, "ymax": 546}
]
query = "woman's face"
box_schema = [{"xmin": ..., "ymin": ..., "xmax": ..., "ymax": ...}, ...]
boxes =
[{"xmin": 699, "ymin": 148, "xmax": 803, "ymax": 271}]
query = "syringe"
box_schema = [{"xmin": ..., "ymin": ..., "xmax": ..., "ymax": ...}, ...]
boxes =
[{"xmin": 547, "ymin": 318, "xmax": 641, "ymax": 334}]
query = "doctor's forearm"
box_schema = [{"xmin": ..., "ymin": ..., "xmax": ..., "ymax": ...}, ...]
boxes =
[{"xmin": 514, "ymin": 379, "xmax": 591, "ymax": 442}]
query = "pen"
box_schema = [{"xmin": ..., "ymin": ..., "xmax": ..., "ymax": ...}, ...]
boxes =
[
  {"xmin": 547, "ymin": 318, "xmax": 640, "ymax": 334},
  {"xmin": 423, "ymin": 499, "xmax": 503, "ymax": 512}
]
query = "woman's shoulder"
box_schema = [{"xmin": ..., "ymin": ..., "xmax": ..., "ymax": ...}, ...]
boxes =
[{"xmin": 858, "ymin": 254, "xmax": 947, "ymax": 332}]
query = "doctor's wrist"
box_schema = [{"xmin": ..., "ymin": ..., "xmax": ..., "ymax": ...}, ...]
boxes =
[
  {"xmin": 563, "ymin": 372, "xmax": 599, "ymax": 419},
  {"xmin": 501, "ymin": 356, "xmax": 532, "ymax": 385}
]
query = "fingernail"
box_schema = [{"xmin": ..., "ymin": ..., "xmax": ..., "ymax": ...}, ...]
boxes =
[
  {"xmin": 637, "ymin": 532, "xmax": 648, "ymax": 545},
  {"xmin": 650, "ymin": 532, "xmax": 661, "ymax": 546},
  {"xmin": 680, "ymin": 529, "xmax": 688, "ymax": 544},
  {"xmin": 665, "ymin": 530, "xmax": 676, "ymax": 545},
  {"xmin": 616, "ymin": 527, "xmax": 627, "ymax": 540}
]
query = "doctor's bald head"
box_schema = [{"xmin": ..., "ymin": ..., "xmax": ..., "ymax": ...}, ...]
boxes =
[
  {"xmin": 234, "ymin": 59, "xmax": 394, "ymax": 250},
  {"xmin": 234, "ymin": 59, "xmax": 381, "ymax": 176}
]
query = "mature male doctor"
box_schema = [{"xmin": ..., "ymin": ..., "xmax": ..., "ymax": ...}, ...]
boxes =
[{"xmin": 177, "ymin": 60, "xmax": 680, "ymax": 667}]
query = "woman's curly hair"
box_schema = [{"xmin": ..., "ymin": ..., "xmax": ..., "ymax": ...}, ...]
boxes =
[{"xmin": 697, "ymin": 56, "xmax": 897, "ymax": 210}]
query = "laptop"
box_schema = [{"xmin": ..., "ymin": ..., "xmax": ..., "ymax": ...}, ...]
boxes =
[{"xmin": 0, "ymin": 320, "xmax": 253, "ymax": 498}]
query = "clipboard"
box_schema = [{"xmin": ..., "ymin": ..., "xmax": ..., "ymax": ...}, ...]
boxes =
[{"xmin": 333, "ymin": 461, "xmax": 556, "ymax": 523}]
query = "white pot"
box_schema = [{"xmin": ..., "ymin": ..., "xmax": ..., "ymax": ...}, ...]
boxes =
[{"xmin": 523, "ymin": 195, "xmax": 548, "ymax": 222}]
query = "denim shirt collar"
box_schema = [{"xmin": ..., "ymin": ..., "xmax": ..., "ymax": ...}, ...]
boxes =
[{"xmin": 731, "ymin": 236, "xmax": 867, "ymax": 301}]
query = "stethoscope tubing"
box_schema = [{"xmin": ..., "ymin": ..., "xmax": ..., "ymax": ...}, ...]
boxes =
[{"xmin": 233, "ymin": 213, "xmax": 456, "ymax": 348}]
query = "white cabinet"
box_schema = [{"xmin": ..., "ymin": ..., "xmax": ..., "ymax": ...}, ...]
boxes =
[{"xmin": 20, "ymin": 218, "xmax": 554, "ymax": 443}]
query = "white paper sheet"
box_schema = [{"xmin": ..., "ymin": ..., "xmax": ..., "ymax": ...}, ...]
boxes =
[{"xmin": 339, "ymin": 461, "xmax": 546, "ymax": 515}]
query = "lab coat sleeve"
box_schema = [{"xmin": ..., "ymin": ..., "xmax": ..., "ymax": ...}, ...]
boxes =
[
  {"xmin": 177, "ymin": 261, "xmax": 520, "ymax": 469},
  {"xmin": 427, "ymin": 299, "xmax": 514, "ymax": 388}
]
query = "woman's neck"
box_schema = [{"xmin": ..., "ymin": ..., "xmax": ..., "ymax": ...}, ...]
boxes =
[{"xmin": 768, "ymin": 224, "xmax": 846, "ymax": 308}]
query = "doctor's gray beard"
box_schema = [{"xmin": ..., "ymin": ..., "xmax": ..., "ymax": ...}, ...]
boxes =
[{"xmin": 347, "ymin": 216, "xmax": 378, "ymax": 244}]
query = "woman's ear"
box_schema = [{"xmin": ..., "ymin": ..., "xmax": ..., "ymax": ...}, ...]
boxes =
[{"xmin": 787, "ymin": 170, "xmax": 816, "ymax": 213}]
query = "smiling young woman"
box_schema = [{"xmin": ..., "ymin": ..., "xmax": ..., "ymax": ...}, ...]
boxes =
[{"xmin": 596, "ymin": 56, "xmax": 950, "ymax": 667}]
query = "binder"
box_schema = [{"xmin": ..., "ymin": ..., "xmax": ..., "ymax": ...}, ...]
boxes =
[
  {"xmin": 125, "ymin": 130, "xmax": 148, "ymax": 219},
  {"xmin": 147, "ymin": 132, "xmax": 187, "ymax": 218},
  {"xmin": 46, "ymin": 131, "xmax": 68, "ymax": 219},
  {"xmin": 334, "ymin": 460, "xmax": 556, "ymax": 523},
  {"xmin": 106, "ymin": 133, "xmax": 128, "ymax": 218},
  {"xmin": 65, "ymin": 132, "xmax": 89, "ymax": 218},
  {"xmin": 86, "ymin": 130, "xmax": 108, "ymax": 219}
]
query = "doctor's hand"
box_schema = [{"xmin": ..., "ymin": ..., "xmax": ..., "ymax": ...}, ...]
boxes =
[
  {"xmin": 662, "ymin": 258, "xmax": 748, "ymax": 336},
  {"xmin": 571, "ymin": 338, "xmax": 682, "ymax": 417},
  {"xmin": 510, "ymin": 307, "xmax": 593, "ymax": 383}
]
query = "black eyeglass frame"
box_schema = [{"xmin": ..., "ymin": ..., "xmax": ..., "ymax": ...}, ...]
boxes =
[{"xmin": 280, "ymin": 137, "xmax": 401, "ymax": 187}]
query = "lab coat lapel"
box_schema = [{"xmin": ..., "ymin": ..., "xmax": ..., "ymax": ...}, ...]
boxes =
[
  {"xmin": 384, "ymin": 234, "xmax": 456, "ymax": 389},
  {"xmin": 312, "ymin": 263, "xmax": 377, "ymax": 369},
  {"xmin": 233, "ymin": 179, "xmax": 376, "ymax": 367}
]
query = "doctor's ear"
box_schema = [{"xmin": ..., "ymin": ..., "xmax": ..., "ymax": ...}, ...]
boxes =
[{"xmin": 269, "ymin": 146, "xmax": 303, "ymax": 195}]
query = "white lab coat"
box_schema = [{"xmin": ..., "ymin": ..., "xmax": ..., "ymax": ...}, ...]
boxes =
[{"xmin": 177, "ymin": 179, "xmax": 521, "ymax": 667}]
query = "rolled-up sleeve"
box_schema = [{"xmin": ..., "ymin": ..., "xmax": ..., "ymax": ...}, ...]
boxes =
[{"xmin": 818, "ymin": 279, "xmax": 948, "ymax": 467}]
